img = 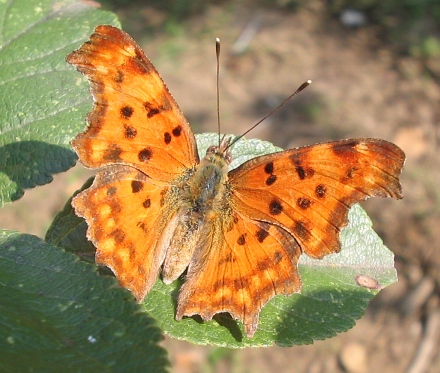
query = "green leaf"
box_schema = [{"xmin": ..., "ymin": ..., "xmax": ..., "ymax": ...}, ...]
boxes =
[
  {"xmin": 49, "ymin": 133, "xmax": 397, "ymax": 348},
  {"xmin": 0, "ymin": 0, "xmax": 119, "ymax": 206},
  {"xmin": 144, "ymin": 204, "xmax": 395, "ymax": 348},
  {"xmin": 0, "ymin": 230, "xmax": 169, "ymax": 372}
]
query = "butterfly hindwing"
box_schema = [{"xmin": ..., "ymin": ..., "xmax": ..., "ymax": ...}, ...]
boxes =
[
  {"xmin": 176, "ymin": 212, "xmax": 302, "ymax": 337},
  {"xmin": 72, "ymin": 165, "xmax": 179, "ymax": 301}
]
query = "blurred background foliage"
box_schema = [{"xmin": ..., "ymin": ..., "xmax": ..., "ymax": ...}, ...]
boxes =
[
  {"xmin": 94, "ymin": 0, "xmax": 440, "ymax": 82},
  {"xmin": 98, "ymin": 0, "xmax": 440, "ymax": 57}
]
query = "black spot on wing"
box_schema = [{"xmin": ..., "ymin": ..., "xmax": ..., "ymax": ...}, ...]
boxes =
[
  {"xmin": 256, "ymin": 228, "xmax": 269, "ymax": 243},
  {"xmin": 138, "ymin": 148, "xmax": 152, "ymax": 162},
  {"xmin": 237, "ymin": 234, "xmax": 246, "ymax": 245},
  {"xmin": 172, "ymin": 126, "xmax": 182, "ymax": 137},
  {"xmin": 297, "ymin": 197, "xmax": 311, "ymax": 210},
  {"xmin": 315, "ymin": 184, "xmax": 327, "ymax": 198},
  {"xmin": 120, "ymin": 105, "xmax": 134, "ymax": 119},
  {"xmin": 137, "ymin": 221, "xmax": 148, "ymax": 233},
  {"xmin": 269, "ymin": 199, "xmax": 283, "ymax": 215},
  {"xmin": 124, "ymin": 124, "xmax": 137, "ymax": 139},
  {"xmin": 144, "ymin": 102, "xmax": 160, "ymax": 118},
  {"xmin": 264, "ymin": 162, "xmax": 274, "ymax": 174},
  {"xmin": 290, "ymin": 152, "xmax": 315, "ymax": 179},
  {"xmin": 346, "ymin": 166, "xmax": 359, "ymax": 179},
  {"xmin": 131, "ymin": 180, "xmax": 143, "ymax": 193},
  {"xmin": 296, "ymin": 165, "xmax": 306, "ymax": 180},
  {"xmin": 266, "ymin": 174, "xmax": 277, "ymax": 186}
]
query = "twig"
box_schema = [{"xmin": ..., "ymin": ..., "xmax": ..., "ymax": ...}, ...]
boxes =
[
  {"xmin": 231, "ymin": 13, "xmax": 262, "ymax": 55},
  {"xmin": 400, "ymin": 276, "xmax": 435, "ymax": 317},
  {"xmin": 406, "ymin": 306, "xmax": 440, "ymax": 373}
]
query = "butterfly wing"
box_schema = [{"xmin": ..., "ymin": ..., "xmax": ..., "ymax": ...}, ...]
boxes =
[
  {"xmin": 67, "ymin": 25, "xmax": 199, "ymax": 181},
  {"xmin": 68, "ymin": 26, "xmax": 199, "ymax": 301},
  {"xmin": 176, "ymin": 212, "xmax": 302, "ymax": 338},
  {"xmin": 228, "ymin": 138, "xmax": 405, "ymax": 259},
  {"xmin": 72, "ymin": 165, "xmax": 180, "ymax": 301}
]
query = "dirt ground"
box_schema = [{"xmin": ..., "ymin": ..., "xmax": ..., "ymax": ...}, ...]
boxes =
[{"xmin": 1, "ymin": 2, "xmax": 439, "ymax": 373}]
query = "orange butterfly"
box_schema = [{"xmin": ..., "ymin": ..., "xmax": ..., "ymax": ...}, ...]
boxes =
[{"xmin": 67, "ymin": 25, "xmax": 405, "ymax": 337}]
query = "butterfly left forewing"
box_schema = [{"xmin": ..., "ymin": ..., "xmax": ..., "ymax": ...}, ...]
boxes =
[
  {"xmin": 229, "ymin": 138, "xmax": 405, "ymax": 259},
  {"xmin": 176, "ymin": 212, "xmax": 302, "ymax": 337},
  {"xmin": 67, "ymin": 25, "xmax": 199, "ymax": 181}
]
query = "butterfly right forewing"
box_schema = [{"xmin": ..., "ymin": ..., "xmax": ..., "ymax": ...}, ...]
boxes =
[{"xmin": 228, "ymin": 138, "xmax": 405, "ymax": 259}]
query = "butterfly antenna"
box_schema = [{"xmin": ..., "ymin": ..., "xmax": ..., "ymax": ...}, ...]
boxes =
[
  {"xmin": 216, "ymin": 38, "xmax": 222, "ymax": 147},
  {"xmin": 227, "ymin": 80, "xmax": 312, "ymax": 150}
]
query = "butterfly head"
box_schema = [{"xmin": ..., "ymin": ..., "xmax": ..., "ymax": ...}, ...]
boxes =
[{"xmin": 205, "ymin": 136, "xmax": 233, "ymax": 165}]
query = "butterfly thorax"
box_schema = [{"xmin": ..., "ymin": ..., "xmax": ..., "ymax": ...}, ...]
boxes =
[
  {"xmin": 189, "ymin": 149, "xmax": 231, "ymax": 214},
  {"xmin": 161, "ymin": 145, "xmax": 233, "ymax": 284}
]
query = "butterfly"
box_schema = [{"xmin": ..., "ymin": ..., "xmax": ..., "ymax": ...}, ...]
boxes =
[{"xmin": 66, "ymin": 25, "xmax": 405, "ymax": 337}]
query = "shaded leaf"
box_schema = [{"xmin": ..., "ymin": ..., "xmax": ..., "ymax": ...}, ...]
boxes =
[
  {"xmin": 46, "ymin": 176, "xmax": 96, "ymax": 261},
  {"xmin": 0, "ymin": 0, "xmax": 119, "ymax": 206},
  {"xmin": 0, "ymin": 230, "xmax": 169, "ymax": 372}
]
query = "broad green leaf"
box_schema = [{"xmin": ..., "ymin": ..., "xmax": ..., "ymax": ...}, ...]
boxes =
[
  {"xmin": 48, "ymin": 133, "xmax": 397, "ymax": 348},
  {"xmin": 0, "ymin": 230, "xmax": 169, "ymax": 372},
  {"xmin": 0, "ymin": 0, "xmax": 119, "ymax": 206},
  {"xmin": 146, "ymin": 204, "xmax": 395, "ymax": 348}
]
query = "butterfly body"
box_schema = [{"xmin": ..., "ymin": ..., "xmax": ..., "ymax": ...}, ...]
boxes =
[
  {"xmin": 67, "ymin": 25, "xmax": 405, "ymax": 337},
  {"xmin": 162, "ymin": 143, "xmax": 232, "ymax": 284},
  {"xmin": 187, "ymin": 144, "xmax": 231, "ymax": 218}
]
